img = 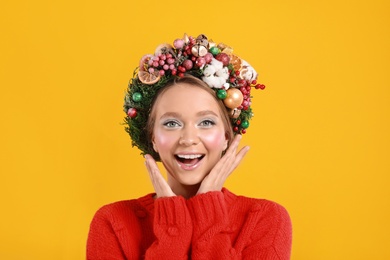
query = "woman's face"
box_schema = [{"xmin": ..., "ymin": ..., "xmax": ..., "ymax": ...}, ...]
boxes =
[{"xmin": 152, "ymin": 83, "xmax": 228, "ymax": 187}]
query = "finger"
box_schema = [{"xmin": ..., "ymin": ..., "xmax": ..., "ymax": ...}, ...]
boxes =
[
  {"xmin": 144, "ymin": 155, "xmax": 160, "ymax": 189},
  {"xmin": 144, "ymin": 154, "xmax": 175, "ymax": 197},
  {"xmin": 224, "ymin": 134, "xmax": 242, "ymax": 156},
  {"xmin": 214, "ymin": 135, "xmax": 244, "ymax": 174},
  {"xmin": 228, "ymin": 145, "xmax": 250, "ymax": 173}
]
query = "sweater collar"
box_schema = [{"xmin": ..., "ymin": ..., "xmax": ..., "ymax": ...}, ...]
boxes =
[{"xmin": 137, "ymin": 188, "xmax": 237, "ymax": 215}]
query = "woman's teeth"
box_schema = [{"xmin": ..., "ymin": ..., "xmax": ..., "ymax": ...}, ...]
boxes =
[{"xmin": 177, "ymin": 154, "xmax": 202, "ymax": 159}]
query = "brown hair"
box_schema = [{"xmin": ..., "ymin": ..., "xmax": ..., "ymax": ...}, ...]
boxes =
[{"xmin": 146, "ymin": 75, "xmax": 234, "ymax": 161}]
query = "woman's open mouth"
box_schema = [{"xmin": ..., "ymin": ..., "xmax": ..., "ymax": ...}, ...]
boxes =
[{"xmin": 175, "ymin": 154, "xmax": 205, "ymax": 170}]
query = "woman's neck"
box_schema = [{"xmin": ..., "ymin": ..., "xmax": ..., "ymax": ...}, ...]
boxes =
[{"xmin": 168, "ymin": 180, "xmax": 201, "ymax": 199}]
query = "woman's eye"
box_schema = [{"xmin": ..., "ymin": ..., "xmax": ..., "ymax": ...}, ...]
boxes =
[
  {"xmin": 199, "ymin": 120, "xmax": 215, "ymax": 127},
  {"xmin": 163, "ymin": 121, "xmax": 180, "ymax": 128}
]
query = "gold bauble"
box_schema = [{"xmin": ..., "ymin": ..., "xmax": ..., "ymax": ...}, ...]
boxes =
[{"xmin": 223, "ymin": 88, "xmax": 243, "ymax": 109}]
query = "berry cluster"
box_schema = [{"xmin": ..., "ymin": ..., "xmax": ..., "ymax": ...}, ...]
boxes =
[
  {"xmin": 144, "ymin": 35, "xmax": 217, "ymax": 79},
  {"xmin": 127, "ymin": 33, "xmax": 266, "ymax": 136}
]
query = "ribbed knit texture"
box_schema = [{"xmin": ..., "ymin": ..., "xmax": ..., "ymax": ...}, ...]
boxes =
[{"xmin": 87, "ymin": 188, "xmax": 292, "ymax": 259}]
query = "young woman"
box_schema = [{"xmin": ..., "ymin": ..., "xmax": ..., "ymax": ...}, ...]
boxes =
[{"xmin": 87, "ymin": 34, "xmax": 292, "ymax": 259}]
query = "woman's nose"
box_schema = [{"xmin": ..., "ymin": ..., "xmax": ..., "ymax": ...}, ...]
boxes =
[{"xmin": 179, "ymin": 126, "xmax": 199, "ymax": 146}]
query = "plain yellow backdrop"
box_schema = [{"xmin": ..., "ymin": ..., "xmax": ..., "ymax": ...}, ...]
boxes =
[{"xmin": 1, "ymin": 0, "xmax": 389, "ymax": 259}]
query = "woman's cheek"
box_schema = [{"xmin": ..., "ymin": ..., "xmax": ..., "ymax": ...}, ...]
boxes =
[
  {"xmin": 153, "ymin": 130, "xmax": 176, "ymax": 150},
  {"xmin": 200, "ymin": 129, "xmax": 227, "ymax": 149}
]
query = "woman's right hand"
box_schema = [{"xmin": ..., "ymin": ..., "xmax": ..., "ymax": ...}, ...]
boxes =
[{"xmin": 144, "ymin": 154, "xmax": 176, "ymax": 198}]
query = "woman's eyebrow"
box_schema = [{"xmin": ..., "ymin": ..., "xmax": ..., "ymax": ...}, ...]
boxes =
[
  {"xmin": 196, "ymin": 110, "xmax": 218, "ymax": 117},
  {"xmin": 159, "ymin": 112, "xmax": 182, "ymax": 119}
]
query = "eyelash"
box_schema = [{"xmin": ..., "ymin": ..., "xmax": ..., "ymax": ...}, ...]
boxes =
[
  {"xmin": 163, "ymin": 120, "xmax": 181, "ymax": 128},
  {"xmin": 162, "ymin": 119, "xmax": 216, "ymax": 128},
  {"xmin": 199, "ymin": 119, "xmax": 215, "ymax": 127}
]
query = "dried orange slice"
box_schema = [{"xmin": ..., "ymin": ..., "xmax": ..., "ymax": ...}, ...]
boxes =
[
  {"xmin": 154, "ymin": 43, "xmax": 173, "ymax": 56},
  {"xmin": 138, "ymin": 70, "xmax": 161, "ymax": 85},
  {"xmin": 228, "ymin": 54, "xmax": 242, "ymax": 71}
]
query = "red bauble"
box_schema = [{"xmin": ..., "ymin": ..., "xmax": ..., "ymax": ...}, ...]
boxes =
[
  {"xmin": 195, "ymin": 57, "xmax": 206, "ymax": 67},
  {"xmin": 182, "ymin": 59, "xmax": 193, "ymax": 70},
  {"xmin": 215, "ymin": 53, "xmax": 230, "ymax": 66},
  {"xmin": 127, "ymin": 108, "xmax": 137, "ymax": 118},
  {"xmin": 204, "ymin": 53, "xmax": 213, "ymax": 64}
]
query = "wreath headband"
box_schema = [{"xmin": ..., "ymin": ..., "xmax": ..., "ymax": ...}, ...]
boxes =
[{"xmin": 123, "ymin": 33, "xmax": 265, "ymax": 159}]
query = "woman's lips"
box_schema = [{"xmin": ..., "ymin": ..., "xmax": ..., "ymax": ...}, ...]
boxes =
[{"xmin": 175, "ymin": 154, "xmax": 204, "ymax": 170}]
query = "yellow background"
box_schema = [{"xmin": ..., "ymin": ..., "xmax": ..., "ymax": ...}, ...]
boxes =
[{"xmin": 1, "ymin": 0, "xmax": 389, "ymax": 259}]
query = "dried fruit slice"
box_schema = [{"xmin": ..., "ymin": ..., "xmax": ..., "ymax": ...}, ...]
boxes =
[
  {"xmin": 228, "ymin": 54, "xmax": 242, "ymax": 72},
  {"xmin": 138, "ymin": 70, "xmax": 161, "ymax": 85},
  {"xmin": 154, "ymin": 43, "xmax": 173, "ymax": 56}
]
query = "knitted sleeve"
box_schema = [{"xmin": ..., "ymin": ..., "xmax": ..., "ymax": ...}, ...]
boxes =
[
  {"xmin": 241, "ymin": 201, "xmax": 292, "ymax": 260},
  {"xmin": 87, "ymin": 203, "xmax": 129, "ymax": 260},
  {"xmin": 186, "ymin": 192, "xmax": 292, "ymax": 260},
  {"xmin": 145, "ymin": 196, "xmax": 192, "ymax": 259},
  {"xmin": 186, "ymin": 191, "xmax": 234, "ymax": 259}
]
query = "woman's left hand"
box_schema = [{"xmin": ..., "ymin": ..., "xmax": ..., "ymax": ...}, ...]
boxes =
[{"xmin": 197, "ymin": 134, "xmax": 250, "ymax": 195}]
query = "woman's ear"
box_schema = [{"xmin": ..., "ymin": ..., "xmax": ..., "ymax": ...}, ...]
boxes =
[
  {"xmin": 152, "ymin": 137, "xmax": 158, "ymax": 153},
  {"xmin": 223, "ymin": 132, "xmax": 229, "ymax": 151}
]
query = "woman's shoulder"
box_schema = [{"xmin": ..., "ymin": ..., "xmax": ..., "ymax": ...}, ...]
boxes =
[
  {"xmin": 223, "ymin": 188, "xmax": 291, "ymax": 221},
  {"xmin": 91, "ymin": 193, "xmax": 155, "ymax": 223}
]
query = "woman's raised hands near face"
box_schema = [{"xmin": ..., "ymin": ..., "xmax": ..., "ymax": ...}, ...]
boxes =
[{"xmin": 197, "ymin": 134, "xmax": 249, "ymax": 195}]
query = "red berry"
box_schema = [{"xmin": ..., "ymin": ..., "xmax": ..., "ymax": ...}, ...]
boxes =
[
  {"xmin": 251, "ymin": 80, "xmax": 257, "ymax": 85},
  {"xmin": 171, "ymin": 69, "xmax": 177, "ymax": 75},
  {"xmin": 233, "ymin": 126, "xmax": 239, "ymax": 132},
  {"xmin": 236, "ymin": 120, "xmax": 241, "ymax": 125},
  {"xmin": 178, "ymin": 66, "xmax": 186, "ymax": 73},
  {"xmin": 178, "ymin": 72, "xmax": 184, "ymax": 77},
  {"xmin": 241, "ymin": 129, "xmax": 247, "ymax": 134}
]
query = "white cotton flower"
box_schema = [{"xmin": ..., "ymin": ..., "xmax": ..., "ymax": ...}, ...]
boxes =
[
  {"xmin": 202, "ymin": 75, "xmax": 221, "ymax": 88},
  {"xmin": 240, "ymin": 60, "xmax": 258, "ymax": 81},
  {"xmin": 203, "ymin": 65, "xmax": 216, "ymax": 77},
  {"xmin": 223, "ymin": 83, "xmax": 230, "ymax": 89},
  {"xmin": 210, "ymin": 58, "xmax": 223, "ymax": 70},
  {"xmin": 216, "ymin": 66, "xmax": 229, "ymax": 80},
  {"xmin": 202, "ymin": 58, "xmax": 229, "ymax": 89}
]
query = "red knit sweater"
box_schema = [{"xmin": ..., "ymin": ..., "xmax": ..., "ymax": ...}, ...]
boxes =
[{"xmin": 87, "ymin": 188, "xmax": 292, "ymax": 259}]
